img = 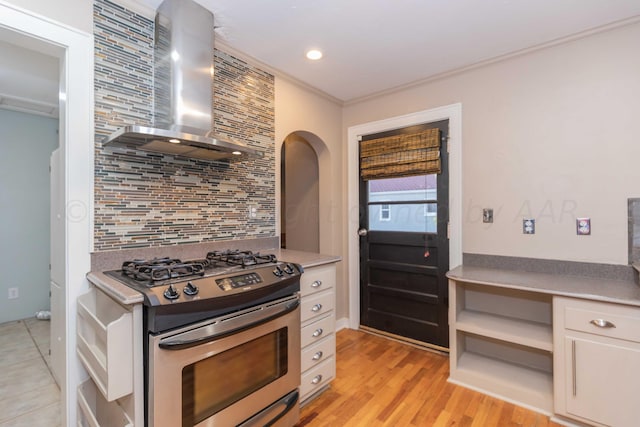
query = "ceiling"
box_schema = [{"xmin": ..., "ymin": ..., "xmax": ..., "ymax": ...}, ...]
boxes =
[
  {"xmin": 1, "ymin": 0, "xmax": 639, "ymax": 118},
  {"xmin": 139, "ymin": 0, "xmax": 640, "ymax": 102}
]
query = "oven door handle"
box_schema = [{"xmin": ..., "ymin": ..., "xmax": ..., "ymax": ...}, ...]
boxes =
[{"xmin": 158, "ymin": 297, "xmax": 299, "ymax": 350}]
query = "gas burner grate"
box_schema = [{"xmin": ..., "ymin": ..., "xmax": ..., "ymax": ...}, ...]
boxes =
[
  {"xmin": 122, "ymin": 257, "xmax": 209, "ymax": 283},
  {"xmin": 206, "ymin": 250, "xmax": 277, "ymax": 267}
]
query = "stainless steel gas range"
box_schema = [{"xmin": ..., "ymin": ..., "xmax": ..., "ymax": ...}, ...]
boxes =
[{"xmin": 104, "ymin": 250, "xmax": 302, "ymax": 427}]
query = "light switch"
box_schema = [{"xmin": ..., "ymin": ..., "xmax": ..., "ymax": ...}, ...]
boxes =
[{"xmin": 483, "ymin": 208, "xmax": 493, "ymax": 223}]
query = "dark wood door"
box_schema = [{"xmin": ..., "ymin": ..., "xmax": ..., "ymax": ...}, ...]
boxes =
[{"xmin": 359, "ymin": 120, "xmax": 449, "ymax": 348}]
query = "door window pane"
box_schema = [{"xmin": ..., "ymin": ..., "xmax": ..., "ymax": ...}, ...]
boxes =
[
  {"xmin": 369, "ymin": 203, "xmax": 436, "ymax": 232},
  {"xmin": 368, "ymin": 175, "xmax": 437, "ymax": 232}
]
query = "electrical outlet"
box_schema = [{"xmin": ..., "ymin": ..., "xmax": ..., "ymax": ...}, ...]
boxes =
[
  {"xmin": 577, "ymin": 218, "xmax": 591, "ymax": 235},
  {"xmin": 523, "ymin": 219, "xmax": 535, "ymax": 234},
  {"xmin": 8, "ymin": 287, "xmax": 18, "ymax": 299},
  {"xmin": 248, "ymin": 205, "xmax": 258, "ymax": 219}
]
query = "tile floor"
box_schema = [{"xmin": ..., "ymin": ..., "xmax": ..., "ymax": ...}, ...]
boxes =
[{"xmin": 0, "ymin": 318, "xmax": 61, "ymax": 427}]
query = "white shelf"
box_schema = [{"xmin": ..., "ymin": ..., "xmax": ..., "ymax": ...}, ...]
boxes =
[
  {"xmin": 456, "ymin": 310, "xmax": 553, "ymax": 352},
  {"xmin": 452, "ymin": 352, "xmax": 553, "ymax": 414},
  {"xmin": 77, "ymin": 379, "xmax": 133, "ymax": 427},
  {"xmin": 77, "ymin": 288, "xmax": 133, "ymax": 402}
]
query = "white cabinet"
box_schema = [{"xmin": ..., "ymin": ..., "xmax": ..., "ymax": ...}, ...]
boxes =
[
  {"xmin": 77, "ymin": 287, "xmax": 143, "ymax": 426},
  {"xmin": 448, "ymin": 280, "xmax": 554, "ymax": 414},
  {"xmin": 299, "ymin": 263, "xmax": 337, "ymax": 403},
  {"xmin": 553, "ymin": 297, "xmax": 640, "ymax": 427}
]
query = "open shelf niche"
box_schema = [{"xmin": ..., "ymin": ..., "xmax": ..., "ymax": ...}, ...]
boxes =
[{"xmin": 448, "ymin": 280, "xmax": 554, "ymax": 414}]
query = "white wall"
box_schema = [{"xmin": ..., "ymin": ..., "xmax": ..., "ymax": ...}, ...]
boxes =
[
  {"xmin": 344, "ymin": 21, "xmax": 640, "ymax": 265},
  {"xmin": 274, "ymin": 77, "xmax": 346, "ymax": 317},
  {"xmin": 0, "ymin": 109, "xmax": 58, "ymax": 322}
]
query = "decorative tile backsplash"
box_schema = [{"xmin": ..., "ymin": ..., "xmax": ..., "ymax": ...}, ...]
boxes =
[{"xmin": 93, "ymin": 0, "xmax": 275, "ymax": 250}]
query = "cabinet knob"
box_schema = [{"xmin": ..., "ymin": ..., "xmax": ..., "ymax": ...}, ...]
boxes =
[
  {"xmin": 312, "ymin": 328, "xmax": 323, "ymax": 337},
  {"xmin": 311, "ymin": 280, "xmax": 322, "ymax": 288},
  {"xmin": 311, "ymin": 374, "xmax": 323, "ymax": 384},
  {"xmin": 312, "ymin": 351, "xmax": 323, "ymax": 361},
  {"xmin": 311, "ymin": 303, "xmax": 323, "ymax": 312},
  {"xmin": 590, "ymin": 319, "xmax": 616, "ymax": 329}
]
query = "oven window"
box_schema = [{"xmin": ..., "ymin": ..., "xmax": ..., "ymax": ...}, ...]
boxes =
[{"xmin": 182, "ymin": 327, "xmax": 288, "ymax": 426}]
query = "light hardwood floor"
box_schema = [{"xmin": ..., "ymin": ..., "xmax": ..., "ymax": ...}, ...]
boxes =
[
  {"xmin": 0, "ymin": 318, "xmax": 60, "ymax": 427},
  {"xmin": 298, "ymin": 329, "xmax": 563, "ymax": 427}
]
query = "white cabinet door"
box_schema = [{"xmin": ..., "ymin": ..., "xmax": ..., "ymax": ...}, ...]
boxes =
[
  {"xmin": 564, "ymin": 334, "xmax": 640, "ymax": 427},
  {"xmin": 50, "ymin": 280, "xmax": 65, "ymax": 386}
]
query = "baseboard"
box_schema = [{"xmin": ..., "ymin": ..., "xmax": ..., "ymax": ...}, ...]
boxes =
[{"xmin": 335, "ymin": 317, "xmax": 350, "ymax": 331}]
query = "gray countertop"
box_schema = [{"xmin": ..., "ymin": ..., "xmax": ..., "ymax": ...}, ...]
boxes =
[
  {"xmin": 86, "ymin": 248, "xmax": 341, "ymax": 306},
  {"xmin": 272, "ymin": 248, "xmax": 341, "ymax": 269},
  {"xmin": 447, "ymin": 265, "xmax": 640, "ymax": 307},
  {"xmin": 86, "ymin": 271, "xmax": 144, "ymax": 305}
]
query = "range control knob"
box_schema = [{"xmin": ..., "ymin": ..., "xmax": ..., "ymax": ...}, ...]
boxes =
[
  {"xmin": 163, "ymin": 284, "xmax": 180, "ymax": 300},
  {"xmin": 184, "ymin": 281, "xmax": 199, "ymax": 296},
  {"xmin": 283, "ymin": 263, "xmax": 294, "ymax": 274},
  {"xmin": 273, "ymin": 266, "xmax": 284, "ymax": 277}
]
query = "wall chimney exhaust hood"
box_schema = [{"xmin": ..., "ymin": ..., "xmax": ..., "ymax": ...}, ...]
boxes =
[{"xmin": 102, "ymin": 0, "xmax": 263, "ymax": 161}]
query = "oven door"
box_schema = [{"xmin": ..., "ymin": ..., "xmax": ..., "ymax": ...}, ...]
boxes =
[{"xmin": 149, "ymin": 295, "xmax": 301, "ymax": 427}]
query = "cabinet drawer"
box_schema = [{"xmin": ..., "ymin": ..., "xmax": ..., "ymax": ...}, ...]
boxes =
[
  {"xmin": 301, "ymin": 334, "xmax": 336, "ymax": 372},
  {"xmin": 301, "ymin": 314, "xmax": 335, "ymax": 347},
  {"xmin": 563, "ymin": 299, "xmax": 640, "ymax": 343},
  {"xmin": 300, "ymin": 357, "xmax": 335, "ymax": 400},
  {"xmin": 301, "ymin": 289, "xmax": 334, "ymax": 323},
  {"xmin": 300, "ymin": 264, "xmax": 335, "ymax": 297}
]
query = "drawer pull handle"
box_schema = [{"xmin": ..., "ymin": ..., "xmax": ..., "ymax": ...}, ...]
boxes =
[
  {"xmin": 312, "ymin": 328, "xmax": 323, "ymax": 337},
  {"xmin": 311, "ymin": 280, "xmax": 322, "ymax": 288},
  {"xmin": 311, "ymin": 374, "xmax": 323, "ymax": 385},
  {"xmin": 590, "ymin": 319, "xmax": 616, "ymax": 329},
  {"xmin": 312, "ymin": 351, "xmax": 323, "ymax": 361},
  {"xmin": 311, "ymin": 303, "xmax": 323, "ymax": 312},
  {"xmin": 572, "ymin": 340, "xmax": 577, "ymax": 396}
]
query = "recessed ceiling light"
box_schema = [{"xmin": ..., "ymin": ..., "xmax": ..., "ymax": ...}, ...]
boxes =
[
  {"xmin": 306, "ymin": 49, "xmax": 323, "ymax": 60},
  {"xmin": 232, "ymin": 151, "xmax": 242, "ymax": 156},
  {"xmin": 169, "ymin": 138, "xmax": 181, "ymax": 144}
]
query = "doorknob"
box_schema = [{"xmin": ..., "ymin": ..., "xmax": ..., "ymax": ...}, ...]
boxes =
[{"xmin": 358, "ymin": 228, "xmax": 368, "ymax": 236}]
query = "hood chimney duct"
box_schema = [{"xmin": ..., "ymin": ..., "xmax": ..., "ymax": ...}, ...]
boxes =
[{"xmin": 103, "ymin": 0, "xmax": 263, "ymax": 161}]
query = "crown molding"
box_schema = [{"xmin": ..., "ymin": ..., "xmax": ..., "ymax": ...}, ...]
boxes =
[{"xmin": 345, "ymin": 14, "xmax": 640, "ymax": 106}]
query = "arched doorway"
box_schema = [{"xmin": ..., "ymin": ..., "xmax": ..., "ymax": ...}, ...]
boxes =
[{"xmin": 281, "ymin": 132, "xmax": 320, "ymax": 251}]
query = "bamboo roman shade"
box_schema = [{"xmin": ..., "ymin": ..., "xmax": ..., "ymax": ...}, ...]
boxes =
[{"xmin": 359, "ymin": 128, "xmax": 441, "ymax": 180}]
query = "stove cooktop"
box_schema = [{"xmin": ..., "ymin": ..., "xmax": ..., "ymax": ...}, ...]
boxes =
[{"xmin": 104, "ymin": 250, "xmax": 302, "ymax": 310}]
